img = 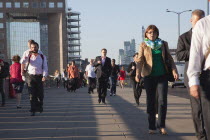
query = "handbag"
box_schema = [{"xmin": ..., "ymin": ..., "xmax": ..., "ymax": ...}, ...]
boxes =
[{"xmin": 164, "ymin": 42, "xmax": 175, "ymax": 82}]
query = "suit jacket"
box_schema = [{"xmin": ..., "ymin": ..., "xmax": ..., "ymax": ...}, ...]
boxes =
[
  {"xmin": 127, "ymin": 62, "xmax": 136, "ymax": 77},
  {"xmin": 176, "ymin": 29, "xmax": 192, "ymax": 86},
  {"xmin": 94, "ymin": 56, "xmax": 112, "ymax": 79},
  {"xmin": 136, "ymin": 41, "xmax": 177, "ymax": 77}
]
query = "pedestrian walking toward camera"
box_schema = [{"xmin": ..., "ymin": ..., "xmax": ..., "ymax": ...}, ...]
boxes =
[
  {"xmin": 54, "ymin": 70, "xmax": 61, "ymax": 88},
  {"xmin": 110, "ymin": 59, "xmax": 120, "ymax": 96},
  {"xmin": 0, "ymin": 53, "xmax": 9, "ymax": 107},
  {"xmin": 176, "ymin": 9, "xmax": 206, "ymax": 140},
  {"xmin": 94, "ymin": 48, "xmax": 112, "ymax": 104},
  {"xmin": 119, "ymin": 66, "xmax": 126, "ymax": 89},
  {"xmin": 21, "ymin": 40, "xmax": 43, "ymax": 83},
  {"xmin": 187, "ymin": 15, "xmax": 210, "ymax": 140},
  {"xmin": 85, "ymin": 59, "xmax": 96, "ymax": 94},
  {"xmin": 135, "ymin": 25, "xmax": 178, "ymax": 135},
  {"xmin": 10, "ymin": 55, "xmax": 24, "ymax": 109},
  {"xmin": 61, "ymin": 69, "xmax": 68, "ymax": 88},
  {"xmin": 127, "ymin": 53, "xmax": 143, "ymax": 106},
  {"xmin": 21, "ymin": 42, "xmax": 48, "ymax": 116}
]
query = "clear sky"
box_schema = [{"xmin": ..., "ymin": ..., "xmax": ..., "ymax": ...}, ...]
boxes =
[{"xmin": 67, "ymin": 0, "xmax": 208, "ymax": 63}]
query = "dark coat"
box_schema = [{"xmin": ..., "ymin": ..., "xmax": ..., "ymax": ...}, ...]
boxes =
[
  {"xmin": 176, "ymin": 29, "xmax": 192, "ymax": 86},
  {"xmin": 94, "ymin": 56, "xmax": 112, "ymax": 79},
  {"xmin": 127, "ymin": 61, "xmax": 136, "ymax": 77}
]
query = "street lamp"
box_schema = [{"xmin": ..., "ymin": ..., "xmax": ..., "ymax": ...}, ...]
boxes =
[{"xmin": 166, "ymin": 9, "xmax": 192, "ymax": 37}]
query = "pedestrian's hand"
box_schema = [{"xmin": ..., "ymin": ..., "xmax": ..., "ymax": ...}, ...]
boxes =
[
  {"xmin": 135, "ymin": 74, "xmax": 140, "ymax": 82},
  {"xmin": 98, "ymin": 61, "xmax": 101, "ymax": 64},
  {"xmin": 173, "ymin": 71, "xmax": 179, "ymax": 80},
  {"xmin": 189, "ymin": 85, "xmax": 200, "ymax": 99},
  {"xmin": 131, "ymin": 66, "xmax": 135, "ymax": 70},
  {"xmin": 42, "ymin": 77, "xmax": 46, "ymax": 82}
]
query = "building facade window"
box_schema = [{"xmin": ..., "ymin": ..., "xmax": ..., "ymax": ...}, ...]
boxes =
[
  {"xmin": 0, "ymin": 33, "xmax": 4, "ymax": 39},
  {"xmin": 32, "ymin": 2, "xmax": 39, "ymax": 8},
  {"xmin": 0, "ymin": 13, "xmax": 3, "ymax": 18},
  {"xmin": 6, "ymin": 2, "xmax": 12, "ymax": 8},
  {"xmin": 49, "ymin": 2, "xmax": 54, "ymax": 8},
  {"xmin": 0, "ymin": 42, "xmax": 4, "ymax": 49},
  {"xmin": 23, "ymin": 2, "xmax": 29, "ymax": 8},
  {"xmin": 40, "ymin": 2, "xmax": 46, "ymax": 8},
  {"xmin": 57, "ymin": 2, "xmax": 63, "ymax": 8},
  {"xmin": 0, "ymin": 23, "xmax": 3, "ymax": 28},
  {"xmin": 0, "ymin": 2, "xmax": 3, "ymax": 8},
  {"xmin": 15, "ymin": 2, "xmax": 20, "ymax": 8}
]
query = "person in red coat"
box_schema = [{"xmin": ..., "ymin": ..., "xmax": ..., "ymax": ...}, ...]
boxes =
[
  {"xmin": 119, "ymin": 66, "xmax": 126, "ymax": 89},
  {"xmin": 10, "ymin": 55, "xmax": 24, "ymax": 109}
]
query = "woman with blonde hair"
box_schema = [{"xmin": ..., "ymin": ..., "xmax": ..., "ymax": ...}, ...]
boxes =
[{"xmin": 135, "ymin": 25, "xmax": 178, "ymax": 135}]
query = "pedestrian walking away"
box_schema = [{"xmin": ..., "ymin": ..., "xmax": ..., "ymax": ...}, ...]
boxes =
[
  {"xmin": 176, "ymin": 9, "xmax": 206, "ymax": 140},
  {"xmin": 135, "ymin": 25, "xmax": 178, "ymax": 135},
  {"xmin": 67, "ymin": 60, "xmax": 79, "ymax": 92},
  {"xmin": 10, "ymin": 55, "xmax": 24, "ymax": 109},
  {"xmin": 85, "ymin": 59, "xmax": 96, "ymax": 94},
  {"xmin": 21, "ymin": 41, "xmax": 48, "ymax": 116},
  {"xmin": 94, "ymin": 48, "xmax": 112, "ymax": 104},
  {"xmin": 110, "ymin": 59, "xmax": 120, "ymax": 96},
  {"xmin": 187, "ymin": 14, "xmax": 210, "ymax": 140}
]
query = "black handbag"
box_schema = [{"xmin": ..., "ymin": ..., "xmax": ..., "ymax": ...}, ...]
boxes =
[{"xmin": 164, "ymin": 42, "xmax": 175, "ymax": 82}]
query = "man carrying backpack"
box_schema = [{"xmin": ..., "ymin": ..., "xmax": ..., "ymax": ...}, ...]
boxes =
[{"xmin": 21, "ymin": 42, "xmax": 48, "ymax": 116}]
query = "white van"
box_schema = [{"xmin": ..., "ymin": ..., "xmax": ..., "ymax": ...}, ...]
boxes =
[{"xmin": 169, "ymin": 62, "xmax": 186, "ymax": 88}]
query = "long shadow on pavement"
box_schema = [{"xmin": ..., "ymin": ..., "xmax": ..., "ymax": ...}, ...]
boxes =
[
  {"xmin": 0, "ymin": 87, "xmax": 98, "ymax": 140},
  {"xmin": 105, "ymin": 87, "xmax": 195, "ymax": 140}
]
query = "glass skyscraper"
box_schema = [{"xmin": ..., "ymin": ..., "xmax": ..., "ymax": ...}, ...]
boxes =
[{"xmin": 8, "ymin": 22, "xmax": 40, "ymax": 58}]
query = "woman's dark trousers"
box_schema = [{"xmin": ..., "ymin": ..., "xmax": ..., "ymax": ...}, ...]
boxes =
[{"xmin": 144, "ymin": 75, "xmax": 168, "ymax": 130}]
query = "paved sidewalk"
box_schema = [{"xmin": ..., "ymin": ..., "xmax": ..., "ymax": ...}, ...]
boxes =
[{"xmin": 0, "ymin": 86, "xmax": 196, "ymax": 140}]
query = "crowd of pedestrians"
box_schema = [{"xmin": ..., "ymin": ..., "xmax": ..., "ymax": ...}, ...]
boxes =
[{"xmin": 0, "ymin": 9, "xmax": 209, "ymax": 140}]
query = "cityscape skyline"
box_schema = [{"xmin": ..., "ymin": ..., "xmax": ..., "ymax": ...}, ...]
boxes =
[{"xmin": 68, "ymin": 0, "xmax": 208, "ymax": 63}]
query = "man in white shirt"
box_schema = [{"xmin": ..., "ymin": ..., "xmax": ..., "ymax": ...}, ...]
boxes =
[
  {"xmin": 176, "ymin": 10, "xmax": 206, "ymax": 139},
  {"xmin": 187, "ymin": 15, "xmax": 210, "ymax": 140},
  {"xmin": 85, "ymin": 59, "xmax": 96, "ymax": 94},
  {"xmin": 21, "ymin": 40, "xmax": 43, "ymax": 82},
  {"xmin": 21, "ymin": 42, "xmax": 48, "ymax": 116}
]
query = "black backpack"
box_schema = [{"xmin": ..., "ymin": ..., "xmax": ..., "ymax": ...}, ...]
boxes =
[{"xmin": 0, "ymin": 62, "xmax": 10, "ymax": 78}]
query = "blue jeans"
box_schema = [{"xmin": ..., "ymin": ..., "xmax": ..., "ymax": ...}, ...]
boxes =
[
  {"xmin": 144, "ymin": 75, "xmax": 168, "ymax": 130},
  {"xmin": 111, "ymin": 76, "xmax": 117, "ymax": 94}
]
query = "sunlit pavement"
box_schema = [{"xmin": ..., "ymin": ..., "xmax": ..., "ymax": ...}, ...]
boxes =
[{"xmin": 0, "ymin": 86, "xmax": 196, "ymax": 140}]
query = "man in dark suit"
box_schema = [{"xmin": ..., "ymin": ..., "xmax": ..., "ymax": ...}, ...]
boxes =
[
  {"xmin": 94, "ymin": 48, "xmax": 112, "ymax": 104},
  {"xmin": 176, "ymin": 10, "xmax": 206, "ymax": 140}
]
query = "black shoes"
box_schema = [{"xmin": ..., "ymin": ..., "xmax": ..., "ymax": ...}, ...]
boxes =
[
  {"xmin": 17, "ymin": 106, "xmax": 22, "ymax": 109},
  {"xmin": 98, "ymin": 99, "xmax": 101, "ymax": 104},
  {"xmin": 30, "ymin": 112, "xmax": 35, "ymax": 116}
]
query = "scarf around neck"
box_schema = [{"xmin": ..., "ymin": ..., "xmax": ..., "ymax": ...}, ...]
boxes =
[{"xmin": 144, "ymin": 38, "xmax": 163, "ymax": 50}]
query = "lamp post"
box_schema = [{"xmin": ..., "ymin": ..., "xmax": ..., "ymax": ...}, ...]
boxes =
[{"xmin": 166, "ymin": 9, "xmax": 192, "ymax": 37}]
